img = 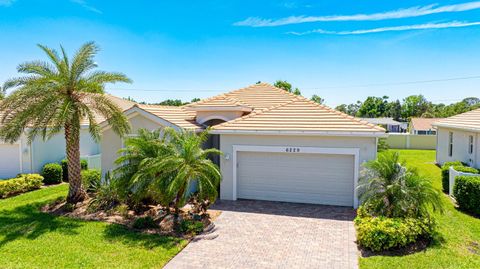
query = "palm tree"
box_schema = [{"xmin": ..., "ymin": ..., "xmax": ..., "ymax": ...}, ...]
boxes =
[
  {"xmin": 0, "ymin": 42, "xmax": 131, "ymax": 203},
  {"xmin": 115, "ymin": 128, "xmax": 222, "ymax": 216},
  {"xmin": 357, "ymin": 151, "xmax": 443, "ymax": 218}
]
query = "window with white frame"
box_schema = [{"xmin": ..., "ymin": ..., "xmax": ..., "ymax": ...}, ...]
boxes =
[
  {"xmin": 469, "ymin": 135, "xmax": 474, "ymax": 154},
  {"xmin": 448, "ymin": 132, "xmax": 453, "ymax": 157}
]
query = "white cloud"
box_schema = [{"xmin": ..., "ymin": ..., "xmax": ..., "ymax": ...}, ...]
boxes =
[
  {"xmin": 71, "ymin": 0, "xmax": 102, "ymax": 14},
  {"xmin": 235, "ymin": 1, "xmax": 480, "ymax": 27},
  {"xmin": 0, "ymin": 0, "xmax": 16, "ymax": 7},
  {"xmin": 287, "ymin": 21, "xmax": 480, "ymax": 35}
]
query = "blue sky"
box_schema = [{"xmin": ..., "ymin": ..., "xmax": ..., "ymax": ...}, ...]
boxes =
[{"xmin": 1, "ymin": 0, "xmax": 479, "ymax": 107}]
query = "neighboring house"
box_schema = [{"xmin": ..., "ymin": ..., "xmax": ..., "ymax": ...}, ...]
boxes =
[
  {"xmin": 101, "ymin": 83, "xmax": 386, "ymax": 208},
  {"xmin": 410, "ymin": 118, "xmax": 442, "ymax": 135},
  {"xmin": 0, "ymin": 95, "xmax": 135, "ymax": 179},
  {"xmin": 433, "ymin": 109, "xmax": 480, "ymax": 168},
  {"xmin": 360, "ymin": 118, "xmax": 406, "ymax": 133}
]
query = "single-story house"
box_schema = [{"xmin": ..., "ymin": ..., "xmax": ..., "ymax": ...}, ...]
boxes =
[
  {"xmin": 0, "ymin": 95, "xmax": 135, "ymax": 179},
  {"xmin": 360, "ymin": 118, "xmax": 406, "ymax": 133},
  {"xmin": 410, "ymin": 118, "xmax": 442, "ymax": 135},
  {"xmin": 433, "ymin": 109, "xmax": 480, "ymax": 168},
  {"xmin": 101, "ymin": 83, "xmax": 386, "ymax": 208}
]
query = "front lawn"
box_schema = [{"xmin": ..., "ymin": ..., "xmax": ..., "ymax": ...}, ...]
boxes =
[
  {"xmin": 360, "ymin": 149, "xmax": 480, "ymax": 269},
  {"xmin": 0, "ymin": 184, "xmax": 187, "ymax": 269}
]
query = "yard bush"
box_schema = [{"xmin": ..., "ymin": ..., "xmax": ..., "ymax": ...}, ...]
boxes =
[
  {"xmin": 355, "ymin": 207, "xmax": 436, "ymax": 251},
  {"xmin": 81, "ymin": 169, "xmax": 101, "ymax": 193},
  {"xmin": 441, "ymin": 161, "xmax": 466, "ymax": 193},
  {"xmin": 0, "ymin": 174, "xmax": 44, "ymax": 198},
  {"xmin": 453, "ymin": 175, "xmax": 480, "ymax": 216},
  {"xmin": 42, "ymin": 163, "xmax": 63, "ymax": 184},
  {"xmin": 178, "ymin": 220, "xmax": 204, "ymax": 235},
  {"xmin": 61, "ymin": 159, "xmax": 88, "ymax": 182},
  {"xmin": 132, "ymin": 216, "xmax": 157, "ymax": 229}
]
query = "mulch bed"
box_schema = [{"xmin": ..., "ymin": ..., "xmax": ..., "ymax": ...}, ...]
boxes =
[{"xmin": 41, "ymin": 198, "xmax": 222, "ymax": 238}]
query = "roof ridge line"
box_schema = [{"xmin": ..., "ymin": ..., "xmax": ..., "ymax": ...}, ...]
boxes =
[{"xmin": 213, "ymin": 97, "xmax": 302, "ymax": 128}]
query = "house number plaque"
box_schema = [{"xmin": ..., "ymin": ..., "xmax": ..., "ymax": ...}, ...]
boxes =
[{"xmin": 285, "ymin": 147, "xmax": 301, "ymax": 153}]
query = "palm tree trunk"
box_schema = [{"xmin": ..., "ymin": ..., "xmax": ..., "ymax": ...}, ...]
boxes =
[{"xmin": 65, "ymin": 123, "xmax": 86, "ymax": 203}]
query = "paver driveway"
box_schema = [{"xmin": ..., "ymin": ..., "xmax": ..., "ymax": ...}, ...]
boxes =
[{"xmin": 165, "ymin": 200, "xmax": 358, "ymax": 269}]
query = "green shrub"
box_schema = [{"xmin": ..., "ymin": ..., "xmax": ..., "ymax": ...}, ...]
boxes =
[
  {"xmin": 355, "ymin": 207, "xmax": 435, "ymax": 251},
  {"xmin": 178, "ymin": 220, "xmax": 204, "ymax": 235},
  {"xmin": 81, "ymin": 169, "xmax": 101, "ymax": 193},
  {"xmin": 0, "ymin": 174, "xmax": 44, "ymax": 198},
  {"xmin": 454, "ymin": 176, "xmax": 480, "ymax": 216},
  {"xmin": 132, "ymin": 216, "xmax": 157, "ymax": 229},
  {"xmin": 441, "ymin": 161, "xmax": 465, "ymax": 193},
  {"xmin": 42, "ymin": 163, "xmax": 63, "ymax": 184},
  {"xmin": 61, "ymin": 159, "xmax": 88, "ymax": 182},
  {"xmin": 88, "ymin": 172, "xmax": 120, "ymax": 212}
]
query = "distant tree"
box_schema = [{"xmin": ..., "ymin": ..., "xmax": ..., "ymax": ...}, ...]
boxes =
[
  {"xmin": 387, "ymin": 100, "xmax": 402, "ymax": 121},
  {"xmin": 335, "ymin": 104, "xmax": 348, "ymax": 114},
  {"xmin": 357, "ymin": 96, "xmax": 389, "ymax": 118},
  {"xmin": 311, "ymin": 94, "xmax": 324, "ymax": 105},
  {"xmin": 256, "ymin": 81, "xmax": 262, "ymax": 84},
  {"xmin": 293, "ymin": 88, "xmax": 301, "ymax": 95},
  {"xmin": 123, "ymin": 96, "xmax": 137, "ymax": 102},
  {"xmin": 347, "ymin": 101, "xmax": 362, "ymax": 116},
  {"xmin": 401, "ymin": 95, "xmax": 430, "ymax": 119},
  {"xmin": 0, "ymin": 85, "xmax": 3, "ymax": 99},
  {"xmin": 462, "ymin": 97, "xmax": 480, "ymax": 107},
  {"xmin": 191, "ymin": 98, "xmax": 201, "ymax": 103},
  {"xmin": 157, "ymin": 99, "xmax": 184, "ymax": 106},
  {"xmin": 273, "ymin": 80, "xmax": 292, "ymax": 92}
]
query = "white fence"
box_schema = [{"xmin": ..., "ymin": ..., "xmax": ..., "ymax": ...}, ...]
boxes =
[
  {"xmin": 449, "ymin": 166, "xmax": 478, "ymax": 195},
  {"xmin": 385, "ymin": 133, "xmax": 436, "ymax": 150},
  {"xmin": 81, "ymin": 154, "xmax": 101, "ymax": 171}
]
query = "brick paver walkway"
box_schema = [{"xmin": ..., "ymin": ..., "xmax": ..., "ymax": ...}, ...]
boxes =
[{"xmin": 165, "ymin": 200, "xmax": 358, "ymax": 269}]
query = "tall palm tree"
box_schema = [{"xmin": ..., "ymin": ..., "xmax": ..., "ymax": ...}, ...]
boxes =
[
  {"xmin": 357, "ymin": 151, "xmax": 443, "ymax": 218},
  {"xmin": 0, "ymin": 42, "xmax": 131, "ymax": 203}
]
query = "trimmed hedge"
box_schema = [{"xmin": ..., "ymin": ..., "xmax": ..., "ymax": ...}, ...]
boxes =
[
  {"xmin": 81, "ymin": 169, "xmax": 101, "ymax": 193},
  {"xmin": 42, "ymin": 163, "xmax": 63, "ymax": 184},
  {"xmin": 61, "ymin": 159, "xmax": 88, "ymax": 182},
  {"xmin": 454, "ymin": 175, "xmax": 480, "ymax": 216},
  {"xmin": 0, "ymin": 174, "xmax": 44, "ymax": 198},
  {"xmin": 354, "ymin": 207, "xmax": 435, "ymax": 251},
  {"xmin": 441, "ymin": 161, "xmax": 467, "ymax": 193}
]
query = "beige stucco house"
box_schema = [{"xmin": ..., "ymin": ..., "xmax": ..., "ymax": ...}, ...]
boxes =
[
  {"xmin": 433, "ymin": 108, "xmax": 480, "ymax": 168},
  {"xmin": 100, "ymin": 83, "xmax": 386, "ymax": 208}
]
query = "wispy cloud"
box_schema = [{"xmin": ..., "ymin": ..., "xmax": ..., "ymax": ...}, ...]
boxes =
[
  {"xmin": 71, "ymin": 0, "xmax": 102, "ymax": 14},
  {"xmin": 235, "ymin": 1, "xmax": 480, "ymax": 27},
  {"xmin": 287, "ymin": 21, "xmax": 480, "ymax": 35},
  {"xmin": 0, "ymin": 0, "xmax": 16, "ymax": 7}
]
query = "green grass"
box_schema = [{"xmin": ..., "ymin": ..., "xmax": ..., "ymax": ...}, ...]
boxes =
[
  {"xmin": 360, "ymin": 149, "xmax": 480, "ymax": 269},
  {"xmin": 0, "ymin": 184, "xmax": 187, "ymax": 269}
]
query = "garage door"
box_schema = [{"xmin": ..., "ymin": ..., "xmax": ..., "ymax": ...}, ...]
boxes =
[
  {"xmin": 237, "ymin": 151, "xmax": 354, "ymax": 206},
  {"xmin": 0, "ymin": 143, "xmax": 21, "ymax": 179}
]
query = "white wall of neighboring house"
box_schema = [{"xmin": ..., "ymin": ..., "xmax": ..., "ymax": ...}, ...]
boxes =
[
  {"xmin": 0, "ymin": 128, "xmax": 100, "ymax": 179},
  {"xmin": 436, "ymin": 127, "xmax": 478, "ymax": 168}
]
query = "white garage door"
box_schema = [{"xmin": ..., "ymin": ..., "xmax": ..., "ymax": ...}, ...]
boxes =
[
  {"xmin": 237, "ymin": 151, "xmax": 354, "ymax": 206},
  {"xmin": 0, "ymin": 143, "xmax": 21, "ymax": 179}
]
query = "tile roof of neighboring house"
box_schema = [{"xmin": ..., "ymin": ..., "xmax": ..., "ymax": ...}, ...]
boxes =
[
  {"xmin": 410, "ymin": 118, "xmax": 442, "ymax": 131},
  {"xmin": 0, "ymin": 94, "xmax": 137, "ymax": 128},
  {"xmin": 212, "ymin": 97, "xmax": 385, "ymax": 134},
  {"xmin": 136, "ymin": 104, "xmax": 203, "ymax": 130},
  {"xmin": 187, "ymin": 83, "xmax": 298, "ymax": 111},
  {"xmin": 432, "ymin": 108, "xmax": 480, "ymax": 132},
  {"xmin": 360, "ymin": 118, "xmax": 402, "ymax": 126},
  {"xmin": 80, "ymin": 94, "xmax": 137, "ymax": 125},
  {"xmin": 185, "ymin": 95, "xmax": 252, "ymax": 111}
]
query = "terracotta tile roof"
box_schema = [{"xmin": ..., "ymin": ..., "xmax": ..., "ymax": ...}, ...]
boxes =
[
  {"xmin": 0, "ymin": 94, "xmax": 136, "ymax": 128},
  {"xmin": 185, "ymin": 95, "xmax": 252, "ymax": 111},
  {"xmin": 136, "ymin": 104, "xmax": 203, "ymax": 130},
  {"xmin": 432, "ymin": 108, "xmax": 480, "ymax": 132},
  {"xmin": 410, "ymin": 118, "xmax": 442, "ymax": 131},
  {"xmin": 187, "ymin": 83, "xmax": 298, "ymax": 111},
  {"xmin": 212, "ymin": 97, "xmax": 385, "ymax": 133}
]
